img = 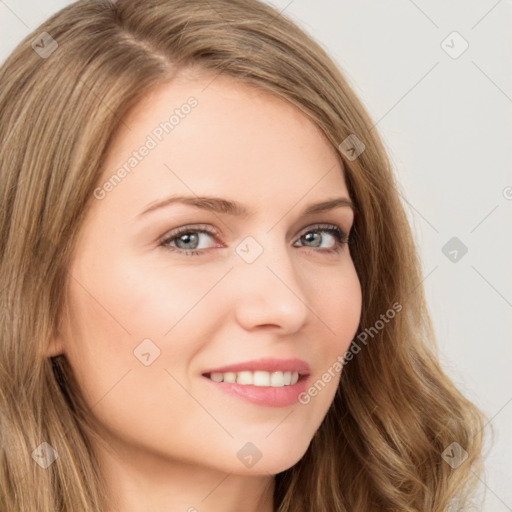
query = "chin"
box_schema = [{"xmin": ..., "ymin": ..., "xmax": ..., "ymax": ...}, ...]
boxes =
[{"xmin": 237, "ymin": 444, "xmax": 310, "ymax": 476}]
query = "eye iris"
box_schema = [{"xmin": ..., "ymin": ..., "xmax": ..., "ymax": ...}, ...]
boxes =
[
  {"xmin": 176, "ymin": 232, "xmax": 199, "ymax": 250},
  {"xmin": 304, "ymin": 232, "xmax": 322, "ymax": 247}
]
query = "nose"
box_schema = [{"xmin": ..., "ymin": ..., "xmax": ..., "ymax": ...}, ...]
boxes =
[{"xmin": 231, "ymin": 240, "xmax": 309, "ymax": 334}]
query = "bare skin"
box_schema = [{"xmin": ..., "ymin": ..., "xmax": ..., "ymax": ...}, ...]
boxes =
[{"xmin": 48, "ymin": 70, "xmax": 362, "ymax": 512}]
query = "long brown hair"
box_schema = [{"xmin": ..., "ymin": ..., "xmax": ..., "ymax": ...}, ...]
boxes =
[{"xmin": 0, "ymin": 0, "xmax": 490, "ymax": 510}]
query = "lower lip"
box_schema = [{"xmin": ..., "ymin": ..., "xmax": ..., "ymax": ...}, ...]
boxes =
[{"xmin": 202, "ymin": 375, "xmax": 310, "ymax": 407}]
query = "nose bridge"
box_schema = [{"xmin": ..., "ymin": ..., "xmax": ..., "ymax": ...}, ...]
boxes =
[{"xmin": 231, "ymin": 230, "xmax": 309, "ymax": 331}]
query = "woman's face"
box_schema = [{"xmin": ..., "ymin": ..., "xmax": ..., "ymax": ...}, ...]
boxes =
[{"xmin": 50, "ymin": 72, "xmax": 362, "ymax": 477}]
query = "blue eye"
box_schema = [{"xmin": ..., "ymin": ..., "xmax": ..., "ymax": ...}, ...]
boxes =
[
  {"xmin": 159, "ymin": 223, "xmax": 349, "ymax": 257},
  {"xmin": 159, "ymin": 224, "xmax": 219, "ymax": 256},
  {"xmin": 295, "ymin": 224, "xmax": 349, "ymax": 253}
]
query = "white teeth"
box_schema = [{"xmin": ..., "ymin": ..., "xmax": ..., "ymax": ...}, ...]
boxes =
[
  {"xmin": 208, "ymin": 370, "xmax": 301, "ymax": 387},
  {"xmin": 237, "ymin": 371, "xmax": 253, "ymax": 385},
  {"xmin": 223, "ymin": 372, "xmax": 236, "ymax": 383},
  {"xmin": 253, "ymin": 371, "xmax": 270, "ymax": 386}
]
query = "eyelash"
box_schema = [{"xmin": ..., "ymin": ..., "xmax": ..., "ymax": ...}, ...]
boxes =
[{"xmin": 158, "ymin": 223, "xmax": 350, "ymax": 257}]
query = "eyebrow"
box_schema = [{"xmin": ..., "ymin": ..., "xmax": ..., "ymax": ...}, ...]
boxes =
[{"xmin": 137, "ymin": 194, "xmax": 355, "ymax": 219}]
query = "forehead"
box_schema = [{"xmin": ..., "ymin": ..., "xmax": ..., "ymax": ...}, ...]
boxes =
[{"xmin": 94, "ymin": 73, "xmax": 349, "ymax": 219}]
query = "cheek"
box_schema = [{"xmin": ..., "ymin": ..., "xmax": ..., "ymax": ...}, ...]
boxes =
[
  {"xmin": 110, "ymin": 255, "xmax": 223, "ymax": 336},
  {"xmin": 290, "ymin": 260, "xmax": 361, "ymax": 411},
  {"xmin": 61, "ymin": 251, "xmax": 219, "ymax": 400},
  {"xmin": 60, "ymin": 262, "xmax": 205, "ymax": 450},
  {"xmin": 70, "ymin": 248, "xmax": 209, "ymax": 340},
  {"xmin": 316, "ymin": 260, "xmax": 362, "ymax": 348}
]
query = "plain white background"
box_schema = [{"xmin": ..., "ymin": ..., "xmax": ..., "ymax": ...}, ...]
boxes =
[{"xmin": 1, "ymin": 1, "xmax": 511, "ymax": 510}]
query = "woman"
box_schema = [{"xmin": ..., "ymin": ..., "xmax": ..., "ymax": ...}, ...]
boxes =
[{"xmin": 0, "ymin": 0, "xmax": 489, "ymax": 510}]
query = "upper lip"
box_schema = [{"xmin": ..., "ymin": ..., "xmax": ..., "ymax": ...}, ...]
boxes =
[{"xmin": 202, "ymin": 357, "xmax": 311, "ymax": 376}]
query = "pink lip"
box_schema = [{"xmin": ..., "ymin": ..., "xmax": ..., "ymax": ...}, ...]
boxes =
[
  {"xmin": 202, "ymin": 373, "xmax": 310, "ymax": 407},
  {"xmin": 201, "ymin": 357, "xmax": 311, "ymax": 376}
]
